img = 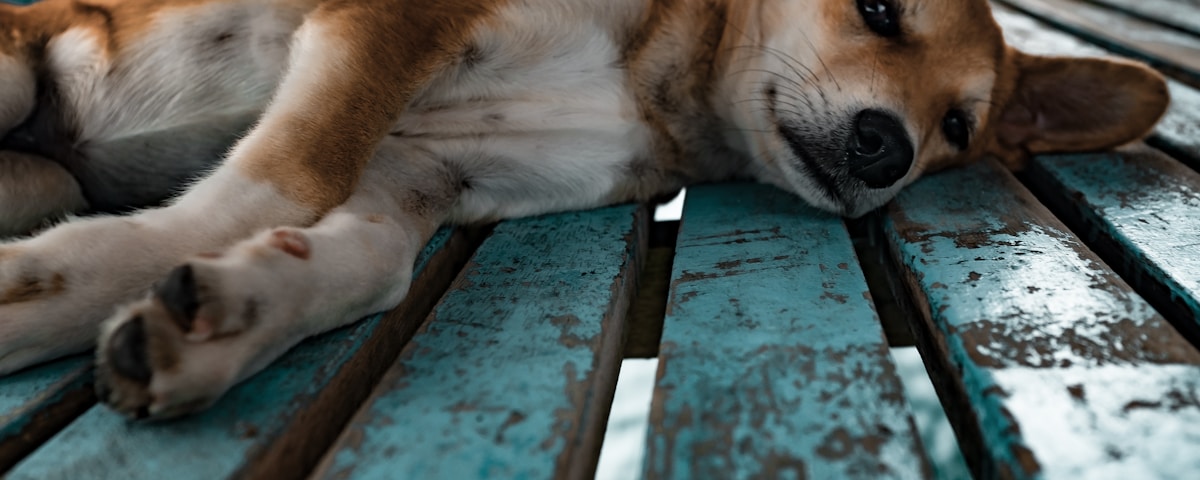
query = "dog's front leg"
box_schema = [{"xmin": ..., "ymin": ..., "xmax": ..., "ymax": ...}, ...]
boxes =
[
  {"xmin": 0, "ymin": 1, "xmax": 499, "ymax": 376},
  {"xmin": 97, "ymin": 142, "xmax": 458, "ymax": 418}
]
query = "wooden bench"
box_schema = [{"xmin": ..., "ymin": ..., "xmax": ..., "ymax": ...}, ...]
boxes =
[{"xmin": 3, "ymin": 1, "xmax": 1200, "ymax": 478}]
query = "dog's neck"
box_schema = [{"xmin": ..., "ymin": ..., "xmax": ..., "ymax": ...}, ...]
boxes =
[{"xmin": 618, "ymin": 0, "xmax": 760, "ymax": 187}]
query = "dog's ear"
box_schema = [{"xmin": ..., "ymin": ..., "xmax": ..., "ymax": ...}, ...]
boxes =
[{"xmin": 989, "ymin": 52, "xmax": 1169, "ymax": 168}]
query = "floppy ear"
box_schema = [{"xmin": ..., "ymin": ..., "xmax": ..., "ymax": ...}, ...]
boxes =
[{"xmin": 990, "ymin": 52, "xmax": 1169, "ymax": 167}]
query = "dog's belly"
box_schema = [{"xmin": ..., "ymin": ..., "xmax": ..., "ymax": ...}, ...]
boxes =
[{"xmin": 389, "ymin": 1, "xmax": 655, "ymax": 223}]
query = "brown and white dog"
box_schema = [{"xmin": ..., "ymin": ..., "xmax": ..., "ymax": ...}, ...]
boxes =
[{"xmin": 0, "ymin": 0, "xmax": 1169, "ymax": 418}]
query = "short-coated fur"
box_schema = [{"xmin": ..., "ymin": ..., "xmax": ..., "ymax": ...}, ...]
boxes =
[{"xmin": 0, "ymin": 0, "xmax": 1169, "ymax": 418}]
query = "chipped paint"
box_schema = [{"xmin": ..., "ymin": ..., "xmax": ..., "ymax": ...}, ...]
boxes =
[
  {"xmin": 885, "ymin": 159, "xmax": 1200, "ymax": 479},
  {"xmin": 997, "ymin": 0, "xmax": 1200, "ymax": 85},
  {"xmin": 1028, "ymin": 147, "xmax": 1200, "ymax": 328},
  {"xmin": 0, "ymin": 356, "xmax": 92, "ymax": 443},
  {"xmin": 1085, "ymin": 0, "xmax": 1200, "ymax": 37},
  {"xmin": 315, "ymin": 205, "xmax": 644, "ymax": 479},
  {"xmin": 644, "ymin": 184, "xmax": 927, "ymax": 479}
]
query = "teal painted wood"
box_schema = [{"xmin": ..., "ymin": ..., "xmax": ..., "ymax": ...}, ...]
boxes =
[
  {"xmin": 996, "ymin": 0, "xmax": 1200, "ymax": 86},
  {"xmin": 1084, "ymin": 0, "xmax": 1200, "ymax": 36},
  {"xmin": 314, "ymin": 205, "xmax": 646, "ymax": 480},
  {"xmin": 8, "ymin": 228, "xmax": 462, "ymax": 480},
  {"xmin": 1026, "ymin": 146, "xmax": 1200, "ymax": 334},
  {"xmin": 992, "ymin": 3, "xmax": 1200, "ymax": 169},
  {"xmin": 643, "ymin": 184, "xmax": 928, "ymax": 480},
  {"xmin": 0, "ymin": 356, "xmax": 92, "ymax": 469},
  {"xmin": 884, "ymin": 159, "xmax": 1200, "ymax": 479},
  {"xmin": 0, "ymin": 357, "xmax": 89, "ymax": 443}
]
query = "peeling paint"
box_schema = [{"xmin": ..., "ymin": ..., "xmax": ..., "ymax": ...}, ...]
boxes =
[
  {"xmin": 316, "ymin": 206, "xmax": 643, "ymax": 479},
  {"xmin": 645, "ymin": 185, "xmax": 925, "ymax": 479},
  {"xmin": 885, "ymin": 159, "xmax": 1200, "ymax": 479}
]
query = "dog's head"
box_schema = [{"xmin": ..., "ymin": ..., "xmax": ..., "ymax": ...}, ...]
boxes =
[{"xmin": 724, "ymin": 0, "xmax": 1169, "ymax": 217}]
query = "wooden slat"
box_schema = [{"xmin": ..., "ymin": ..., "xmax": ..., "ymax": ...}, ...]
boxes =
[
  {"xmin": 1084, "ymin": 0, "xmax": 1200, "ymax": 37},
  {"xmin": 0, "ymin": 357, "xmax": 93, "ymax": 471},
  {"xmin": 313, "ymin": 205, "xmax": 647, "ymax": 480},
  {"xmin": 996, "ymin": 0, "xmax": 1200, "ymax": 87},
  {"xmin": 992, "ymin": 2, "xmax": 1200, "ymax": 170},
  {"xmin": 885, "ymin": 159, "xmax": 1200, "ymax": 479},
  {"xmin": 7, "ymin": 227, "xmax": 477, "ymax": 480},
  {"xmin": 994, "ymin": 4, "xmax": 1200, "ymax": 331},
  {"xmin": 643, "ymin": 185, "xmax": 928, "ymax": 479},
  {"xmin": 1024, "ymin": 146, "xmax": 1200, "ymax": 338}
]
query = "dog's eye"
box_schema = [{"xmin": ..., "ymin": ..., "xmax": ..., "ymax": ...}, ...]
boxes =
[
  {"xmin": 857, "ymin": 0, "xmax": 901, "ymax": 37},
  {"xmin": 942, "ymin": 110, "xmax": 971, "ymax": 150}
]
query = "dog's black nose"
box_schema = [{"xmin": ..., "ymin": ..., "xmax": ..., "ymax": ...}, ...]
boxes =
[{"xmin": 847, "ymin": 110, "xmax": 913, "ymax": 189}]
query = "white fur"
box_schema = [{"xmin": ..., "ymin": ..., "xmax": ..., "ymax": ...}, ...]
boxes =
[
  {"xmin": 399, "ymin": 5, "xmax": 650, "ymax": 221},
  {"xmin": 49, "ymin": 4, "xmax": 297, "ymax": 143}
]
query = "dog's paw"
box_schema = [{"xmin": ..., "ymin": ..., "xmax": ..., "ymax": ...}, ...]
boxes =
[
  {"xmin": 95, "ymin": 229, "xmax": 315, "ymax": 419},
  {"xmin": 97, "ymin": 266, "xmax": 251, "ymax": 418},
  {"xmin": 0, "ymin": 217, "xmax": 184, "ymax": 375}
]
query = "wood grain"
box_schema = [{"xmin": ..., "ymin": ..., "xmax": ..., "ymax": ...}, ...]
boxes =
[
  {"xmin": 1025, "ymin": 146, "xmax": 1200, "ymax": 340},
  {"xmin": 1084, "ymin": 0, "xmax": 1200, "ymax": 37},
  {"xmin": 997, "ymin": 0, "xmax": 1200, "ymax": 87},
  {"xmin": 885, "ymin": 159, "xmax": 1200, "ymax": 479},
  {"xmin": 0, "ymin": 356, "xmax": 94, "ymax": 472},
  {"xmin": 643, "ymin": 184, "xmax": 929, "ymax": 479},
  {"xmin": 313, "ymin": 205, "xmax": 647, "ymax": 480}
]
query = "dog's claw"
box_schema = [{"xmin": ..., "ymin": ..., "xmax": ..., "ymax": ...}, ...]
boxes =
[
  {"xmin": 156, "ymin": 264, "xmax": 201, "ymax": 334},
  {"xmin": 106, "ymin": 316, "xmax": 152, "ymax": 384}
]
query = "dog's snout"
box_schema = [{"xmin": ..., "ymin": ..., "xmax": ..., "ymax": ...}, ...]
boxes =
[{"xmin": 848, "ymin": 110, "xmax": 913, "ymax": 189}]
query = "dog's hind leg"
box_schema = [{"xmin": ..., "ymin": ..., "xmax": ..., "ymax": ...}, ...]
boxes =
[
  {"xmin": 0, "ymin": 1, "xmax": 504, "ymax": 375},
  {"xmin": 0, "ymin": 152, "xmax": 87, "ymax": 237}
]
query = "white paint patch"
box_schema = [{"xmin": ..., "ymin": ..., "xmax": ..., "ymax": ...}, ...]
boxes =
[{"xmin": 993, "ymin": 365, "xmax": 1200, "ymax": 479}]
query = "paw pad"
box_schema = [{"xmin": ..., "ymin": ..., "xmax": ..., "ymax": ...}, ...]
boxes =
[
  {"xmin": 267, "ymin": 229, "xmax": 311, "ymax": 259},
  {"xmin": 107, "ymin": 316, "xmax": 151, "ymax": 384}
]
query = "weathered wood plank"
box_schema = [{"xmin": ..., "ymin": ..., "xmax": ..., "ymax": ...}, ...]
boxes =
[
  {"xmin": 884, "ymin": 159, "xmax": 1200, "ymax": 479},
  {"xmin": 997, "ymin": 0, "xmax": 1200, "ymax": 87},
  {"xmin": 643, "ymin": 184, "xmax": 928, "ymax": 479},
  {"xmin": 1084, "ymin": 0, "xmax": 1200, "ymax": 37},
  {"xmin": 7, "ymin": 227, "xmax": 477, "ymax": 480},
  {"xmin": 0, "ymin": 357, "xmax": 93, "ymax": 472},
  {"xmin": 313, "ymin": 205, "xmax": 647, "ymax": 480},
  {"xmin": 992, "ymin": 2, "xmax": 1200, "ymax": 170},
  {"xmin": 1024, "ymin": 146, "xmax": 1200, "ymax": 338}
]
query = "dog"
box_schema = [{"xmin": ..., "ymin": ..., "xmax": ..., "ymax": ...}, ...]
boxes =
[{"xmin": 0, "ymin": 0, "xmax": 1168, "ymax": 419}]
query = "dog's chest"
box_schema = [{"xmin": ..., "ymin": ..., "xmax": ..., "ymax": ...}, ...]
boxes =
[
  {"xmin": 388, "ymin": 3, "xmax": 661, "ymax": 219},
  {"xmin": 398, "ymin": 4, "xmax": 643, "ymax": 146}
]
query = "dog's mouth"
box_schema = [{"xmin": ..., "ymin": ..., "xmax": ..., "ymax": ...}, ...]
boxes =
[
  {"xmin": 775, "ymin": 122, "xmax": 845, "ymax": 211},
  {"xmin": 761, "ymin": 84, "xmax": 917, "ymax": 218},
  {"xmin": 762, "ymin": 85, "xmax": 848, "ymax": 214}
]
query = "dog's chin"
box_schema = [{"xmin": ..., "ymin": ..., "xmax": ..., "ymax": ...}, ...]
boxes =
[
  {"xmin": 777, "ymin": 161, "xmax": 904, "ymax": 218},
  {"xmin": 774, "ymin": 161, "xmax": 848, "ymax": 216}
]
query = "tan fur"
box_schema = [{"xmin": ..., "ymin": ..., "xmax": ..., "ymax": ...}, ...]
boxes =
[
  {"xmin": 240, "ymin": 0, "xmax": 512, "ymax": 212},
  {"xmin": 0, "ymin": 0, "xmax": 1170, "ymax": 418},
  {"xmin": 987, "ymin": 51, "xmax": 1170, "ymax": 168}
]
